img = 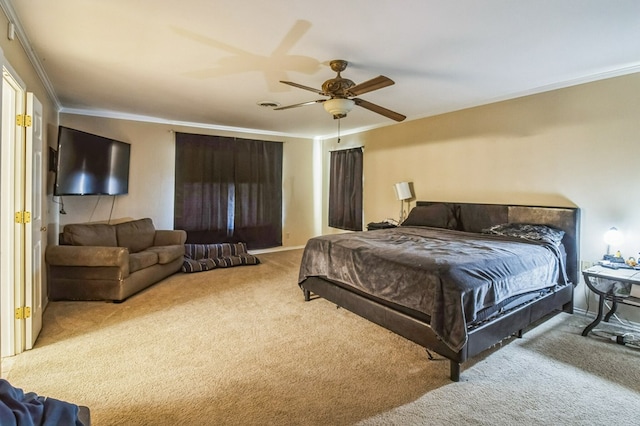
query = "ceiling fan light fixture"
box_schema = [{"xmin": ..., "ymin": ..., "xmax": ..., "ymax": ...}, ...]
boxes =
[
  {"xmin": 277, "ymin": 60, "xmax": 404, "ymax": 121},
  {"xmin": 323, "ymin": 98, "xmax": 355, "ymax": 117}
]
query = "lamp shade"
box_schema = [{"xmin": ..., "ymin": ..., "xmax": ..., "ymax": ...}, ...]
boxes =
[
  {"xmin": 323, "ymin": 98, "xmax": 355, "ymax": 116},
  {"xmin": 394, "ymin": 182, "xmax": 412, "ymax": 200},
  {"xmin": 603, "ymin": 227, "xmax": 624, "ymax": 246}
]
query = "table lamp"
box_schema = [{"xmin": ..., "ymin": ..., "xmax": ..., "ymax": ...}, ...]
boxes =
[
  {"xmin": 603, "ymin": 227, "xmax": 624, "ymax": 260},
  {"xmin": 394, "ymin": 181, "xmax": 413, "ymax": 223}
]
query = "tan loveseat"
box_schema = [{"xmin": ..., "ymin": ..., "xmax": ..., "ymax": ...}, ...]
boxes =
[{"xmin": 45, "ymin": 218, "xmax": 186, "ymax": 302}]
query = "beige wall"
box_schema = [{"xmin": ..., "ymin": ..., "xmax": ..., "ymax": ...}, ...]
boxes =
[
  {"xmin": 57, "ymin": 114, "xmax": 317, "ymax": 249},
  {"xmin": 331, "ymin": 72, "xmax": 640, "ymax": 322}
]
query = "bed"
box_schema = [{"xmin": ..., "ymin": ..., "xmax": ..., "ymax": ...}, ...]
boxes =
[{"xmin": 298, "ymin": 201, "xmax": 579, "ymax": 381}]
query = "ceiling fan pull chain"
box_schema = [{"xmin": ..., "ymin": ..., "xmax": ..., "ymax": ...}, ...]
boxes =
[{"xmin": 337, "ymin": 118, "xmax": 341, "ymax": 143}]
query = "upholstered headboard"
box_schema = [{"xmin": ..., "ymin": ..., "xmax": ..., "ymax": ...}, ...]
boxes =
[{"xmin": 412, "ymin": 201, "xmax": 580, "ymax": 285}]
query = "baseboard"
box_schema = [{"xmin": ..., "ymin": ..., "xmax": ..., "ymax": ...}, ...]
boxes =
[{"xmin": 249, "ymin": 245, "xmax": 305, "ymax": 255}]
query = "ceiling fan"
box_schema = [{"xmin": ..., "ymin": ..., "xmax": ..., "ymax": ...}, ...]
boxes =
[{"xmin": 274, "ymin": 60, "xmax": 406, "ymax": 122}]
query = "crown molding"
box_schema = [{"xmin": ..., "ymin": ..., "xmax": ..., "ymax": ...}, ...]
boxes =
[
  {"xmin": 482, "ymin": 62, "xmax": 640, "ymax": 109},
  {"xmin": 0, "ymin": 0, "xmax": 61, "ymax": 110},
  {"xmin": 59, "ymin": 107, "xmax": 312, "ymax": 139}
]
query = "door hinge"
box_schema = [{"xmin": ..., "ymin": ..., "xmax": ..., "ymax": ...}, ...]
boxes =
[
  {"xmin": 16, "ymin": 114, "xmax": 32, "ymax": 127},
  {"xmin": 15, "ymin": 307, "xmax": 31, "ymax": 320},
  {"xmin": 15, "ymin": 211, "xmax": 31, "ymax": 224}
]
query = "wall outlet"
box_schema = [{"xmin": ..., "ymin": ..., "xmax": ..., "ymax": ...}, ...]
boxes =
[{"xmin": 580, "ymin": 260, "xmax": 595, "ymax": 271}]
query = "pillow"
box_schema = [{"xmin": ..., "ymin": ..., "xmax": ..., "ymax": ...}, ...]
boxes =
[
  {"xmin": 182, "ymin": 242, "xmax": 260, "ymax": 273},
  {"xmin": 401, "ymin": 204, "xmax": 457, "ymax": 229},
  {"xmin": 458, "ymin": 204, "xmax": 508, "ymax": 233},
  {"xmin": 115, "ymin": 218, "xmax": 156, "ymax": 253},
  {"xmin": 482, "ymin": 223, "xmax": 565, "ymax": 246},
  {"xmin": 184, "ymin": 242, "xmax": 249, "ymax": 260}
]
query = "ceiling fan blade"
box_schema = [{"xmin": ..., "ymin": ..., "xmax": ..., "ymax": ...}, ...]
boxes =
[
  {"xmin": 274, "ymin": 99, "xmax": 326, "ymax": 110},
  {"xmin": 353, "ymin": 98, "xmax": 406, "ymax": 122},
  {"xmin": 280, "ymin": 81, "xmax": 324, "ymax": 95},
  {"xmin": 271, "ymin": 20, "xmax": 312, "ymax": 57},
  {"xmin": 347, "ymin": 75, "xmax": 394, "ymax": 96}
]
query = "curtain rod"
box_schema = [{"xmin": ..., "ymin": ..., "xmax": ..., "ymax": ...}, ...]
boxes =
[{"xmin": 329, "ymin": 146, "xmax": 364, "ymax": 153}]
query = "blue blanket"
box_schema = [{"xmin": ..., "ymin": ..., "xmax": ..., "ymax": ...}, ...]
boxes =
[{"xmin": 0, "ymin": 380, "xmax": 83, "ymax": 426}]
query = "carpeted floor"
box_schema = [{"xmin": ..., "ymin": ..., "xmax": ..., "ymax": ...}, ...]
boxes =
[{"xmin": 4, "ymin": 249, "xmax": 640, "ymax": 425}]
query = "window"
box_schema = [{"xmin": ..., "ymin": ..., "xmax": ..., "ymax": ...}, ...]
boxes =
[{"xmin": 174, "ymin": 133, "xmax": 283, "ymax": 249}]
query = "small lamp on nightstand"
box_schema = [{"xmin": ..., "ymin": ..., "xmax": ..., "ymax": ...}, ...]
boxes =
[
  {"xmin": 603, "ymin": 226, "xmax": 624, "ymax": 259},
  {"xmin": 394, "ymin": 181, "xmax": 413, "ymax": 223}
]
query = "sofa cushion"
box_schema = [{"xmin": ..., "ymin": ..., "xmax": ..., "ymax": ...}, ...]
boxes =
[
  {"xmin": 115, "ymin": 218, "xmax": 156, "ymax": 253},
  {"xmin": 146, "ymin": 245, "xmax": 185, "ymax": 265},
  {"xmin": 128, "ymin": 251, "xmax": 159, "ymax": 273},
  {"xmin": 62, "ymin": 223, "xmax": 118, "ymax": 247}
]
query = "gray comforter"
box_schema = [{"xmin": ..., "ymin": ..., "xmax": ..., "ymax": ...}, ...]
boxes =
[{"xmin": 298, "ymin": 226, "xmax": 563, "ymax": 352}]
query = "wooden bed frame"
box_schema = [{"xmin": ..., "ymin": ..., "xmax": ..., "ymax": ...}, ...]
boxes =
[{"xmin": 300, "ymin": 202, "xmax": 580, "ymax": 381}]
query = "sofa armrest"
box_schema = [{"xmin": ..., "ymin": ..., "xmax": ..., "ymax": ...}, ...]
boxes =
[
  {"xmin": 45, "ymin": 245, "xmax": 129, "ymax": 270},
  {"xmin": 153, "ymin": 230, "xmax": 187, "ymax": 247}
]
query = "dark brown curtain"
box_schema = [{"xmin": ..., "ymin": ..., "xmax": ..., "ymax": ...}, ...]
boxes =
[
  {"xmin": 174, "ymin": 133, "xmax": 283, "ymax": 249},
  {"xmin": 328, "ymin": 147, "xmax": 363, "ymax": 231}
]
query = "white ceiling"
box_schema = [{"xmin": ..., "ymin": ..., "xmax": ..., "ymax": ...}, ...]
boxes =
[{"xmin": 6, "ymin": 0, "xmax": 640, "ymax": 138}]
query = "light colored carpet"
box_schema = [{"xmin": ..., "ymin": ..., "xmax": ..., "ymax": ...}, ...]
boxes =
[{"xmin": 4, "ymin": 249, "xmax": 640, "ymax": 425}]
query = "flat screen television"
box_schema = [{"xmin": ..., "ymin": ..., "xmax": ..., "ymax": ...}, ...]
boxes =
[{"xmin": 53, "ymin": 126, "xmax": 131, "ymax": 196}]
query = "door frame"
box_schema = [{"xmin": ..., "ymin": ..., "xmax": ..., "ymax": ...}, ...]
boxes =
[
  {"xmin": 1, "ymin": 62, "xmax": 26, "ymax": 357},
  {"xmin": 0, "ymin": 54, "xmax": 44, "ymax": 358}
]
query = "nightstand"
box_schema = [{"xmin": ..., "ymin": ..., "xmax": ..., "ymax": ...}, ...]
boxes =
[{"xmin": 581, "ymin": 264, "xmax": 640, "ymax": 336}]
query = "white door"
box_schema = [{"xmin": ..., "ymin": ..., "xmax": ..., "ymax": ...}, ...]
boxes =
[
  {"xmin": 25, "ymin": 92, "xmax": 44, "ymax": 350},
  {"xmin": 0, "ymin": 68, "xmax": 43, "ymax": 356}
]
